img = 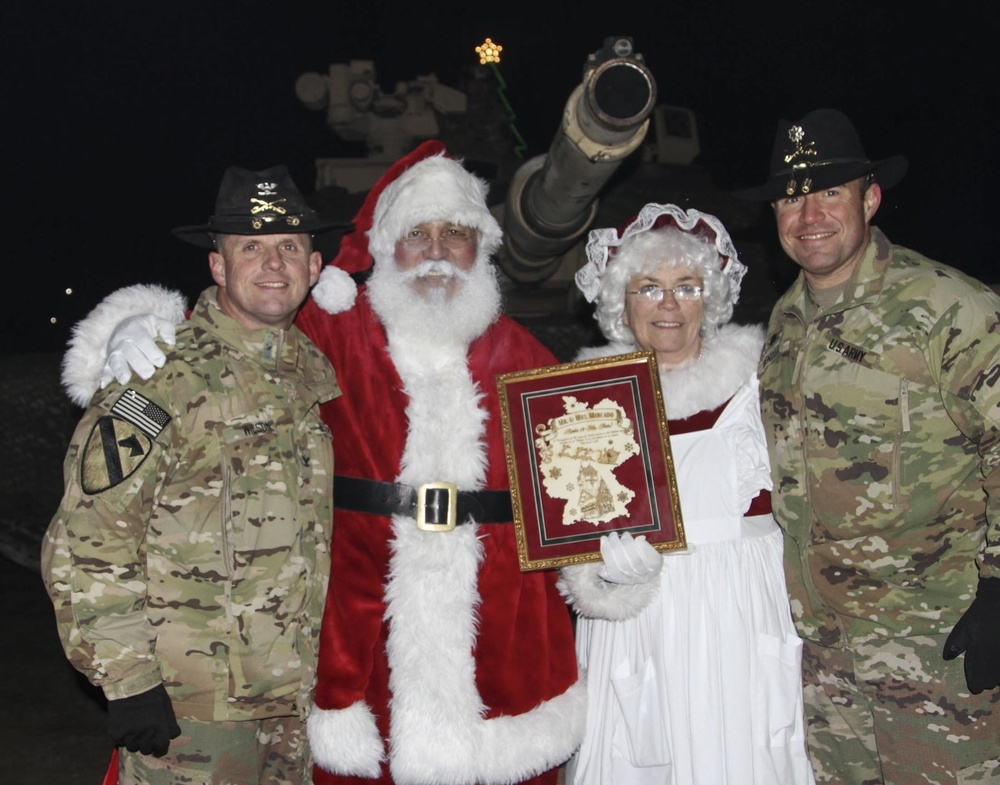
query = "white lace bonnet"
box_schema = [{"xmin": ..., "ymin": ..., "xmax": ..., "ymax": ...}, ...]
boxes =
[{"xmin": 574, "ymin": 203, "xmax": 748, "ymax": 304}]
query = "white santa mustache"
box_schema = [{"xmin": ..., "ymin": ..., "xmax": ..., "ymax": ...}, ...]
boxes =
[{"xmin": 401, "ymin": 259, "xmax": 473, "ymax": 283}]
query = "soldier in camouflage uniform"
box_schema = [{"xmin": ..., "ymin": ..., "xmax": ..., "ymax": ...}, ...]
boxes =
[
  {"xmin": 60, "ymin": 142, "xmax": 586, "ymax": 785},
  {"xmin": 735, "ymin": 109, "xmax": 1000, "ymax": 783},
  {"xmin": 42, "ymin": 166, "xmax": 341, "ymax": 785}
]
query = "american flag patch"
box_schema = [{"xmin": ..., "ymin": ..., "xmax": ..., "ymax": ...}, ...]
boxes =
[{"xmin": 111, "ymin": 389, "xmax": 171, "ymax": 438}]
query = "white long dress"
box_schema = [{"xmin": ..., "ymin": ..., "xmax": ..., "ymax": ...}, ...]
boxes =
[{"xmin": 559, "ymin": 324, "xmax": 815, "ymax": 785}]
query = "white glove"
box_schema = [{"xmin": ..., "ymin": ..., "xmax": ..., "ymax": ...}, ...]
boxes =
[
  {"xmin": 598, "ymin": 531, "xmax": 663, "ymax": 585},
  {"xmin": 100, "ymin": 314, "xmax": 177, "ymax": 388}
]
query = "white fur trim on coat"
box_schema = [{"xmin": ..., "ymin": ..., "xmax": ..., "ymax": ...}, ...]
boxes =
[
  {"xmin": 576, "ymin": 323, "xmax": 766, "ymax": 420},
  {"xmin": 307, "ymin": 700, "xmax": 385, "ymax": 777},
  {"xmin": 387, "ymin": 512, "xmax": 587, "ymax": 784},
  {"xmin": 557, "ymin": 561, "xmax": 661, "ymax": 621},
  {"xmin": 363, "ymin": 326, "xmax": 585, "ymax": 783},
  {"xmin": 61, "ymin": 284, "xmax": 187, "ymax": 407},
  {"xmin": 394, "ymin": 678, "xmax": 587, "ymax": 785},
  {"xmin": 311, "ymin": 264, "xmax": 358, "ymax": 315}
]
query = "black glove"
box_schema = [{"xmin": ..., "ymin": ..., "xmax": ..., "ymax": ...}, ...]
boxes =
[
  {"xmin": 107, "ymin": 683, "xmax": 181, "ymax": 757},
  {"xmin": 942, "ymin": 576, "xmax": 1000, "ymax": 694}
]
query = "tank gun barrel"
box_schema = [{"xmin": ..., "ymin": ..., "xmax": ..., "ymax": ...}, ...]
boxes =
[{"xmin": 500, "ymin": 37, "xmax": 656, "ymax": 283}]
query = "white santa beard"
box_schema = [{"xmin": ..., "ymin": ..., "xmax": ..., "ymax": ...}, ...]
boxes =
[
  {"xmin": 367, "ymin": 254, "xmax": 502, "ymax": 353},
  {"xmin": 367, "ymin": 254, "xmax": 499, "ymax": 488}
]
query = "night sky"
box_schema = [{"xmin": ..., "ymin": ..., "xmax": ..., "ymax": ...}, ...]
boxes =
[{"xmin": 5, "ymin": 0, "xmax": 996, "ymax": 354}]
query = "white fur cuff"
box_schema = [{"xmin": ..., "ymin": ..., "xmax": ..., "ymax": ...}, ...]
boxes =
[
  {"xmin": 557, "ymin": 561, "xmax": 660, "ymax": 621},
  {"xmin": 61, "ymin": 284, "xmax": 187, "ymax": 407},
  {"xmin": 308, "ymin": 700, "xmax": 385, "ymax": 777}
]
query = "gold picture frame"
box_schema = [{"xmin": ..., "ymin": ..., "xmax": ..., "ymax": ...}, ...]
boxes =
[{"xmin": 498, "ymin": 350, "xmax": 686, "ymax": 571}]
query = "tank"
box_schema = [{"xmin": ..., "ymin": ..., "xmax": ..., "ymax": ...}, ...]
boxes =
[{"xmin": 295, "ymin": 36, "xmax": 779, "ymax": 358}]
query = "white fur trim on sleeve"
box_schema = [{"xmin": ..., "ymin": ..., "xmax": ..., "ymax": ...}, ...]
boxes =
[
  {"xmin": 311, "ymin": 265, "xmax": 358, "ymax": 315},
  {"xmin": 61, "ymin": 284, "xmax": 187, "ymax": 407},
  {"xmin": 307, "ymin": 700, "xmax": 385, "ymax": 777},
  {"xmin": 557, "ymin": 561, "xmax": 660, "ymax": 621}
]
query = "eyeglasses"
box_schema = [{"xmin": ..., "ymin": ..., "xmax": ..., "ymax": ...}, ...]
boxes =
[
  {"xmin": 397, "ymin": 226, "xmax": 477, "ymax": 252},
  {"xmin": 626, "ymin": 284, "xmax": 703, "ymax": 302}
]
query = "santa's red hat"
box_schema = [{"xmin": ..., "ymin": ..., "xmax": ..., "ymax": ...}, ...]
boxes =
[{"xmin": 311, "ymin": 139, "xmax": 502, "ymax": 314}]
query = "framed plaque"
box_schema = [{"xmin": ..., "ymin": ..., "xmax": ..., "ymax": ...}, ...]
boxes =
[{"xmin": 498, "ymin": 350, "xmax": 685, "ymax": 572}]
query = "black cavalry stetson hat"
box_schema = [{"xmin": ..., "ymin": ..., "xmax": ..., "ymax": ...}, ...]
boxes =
[
  {"xmin": 173, "ymin": 165, "xmax": 348, "ymax": 249},
  {"xmin": 733, "ymin": 108, "xmax": 908, "ymax": 202}
]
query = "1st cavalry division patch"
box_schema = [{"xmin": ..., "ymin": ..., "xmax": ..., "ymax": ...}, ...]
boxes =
[{"xmin": 80, "ymin": 389, "xmax": 171, "ymax": 494}]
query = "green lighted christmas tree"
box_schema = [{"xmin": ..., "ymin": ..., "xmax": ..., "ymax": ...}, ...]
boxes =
[{"xmin": 474, "ymin": 38, "xmax": 526, "ymax": 159}]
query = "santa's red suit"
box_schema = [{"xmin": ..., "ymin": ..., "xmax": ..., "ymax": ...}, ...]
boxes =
[
  {"xmin": 299, "ymin": 142, "xmax": 585, "ymax": 785},
  {"xmin": 297, "ymin": 289, "xmax": 583, "ymax": 784}
]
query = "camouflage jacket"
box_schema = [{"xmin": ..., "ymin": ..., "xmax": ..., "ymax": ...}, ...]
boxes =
[
  {"xmin": 759, "ymin": 227, "xmax": 1000, "ymax": 646},
  {"xmin": 42, "ymin": 287, "xmax": 339, "ymax": 721}
]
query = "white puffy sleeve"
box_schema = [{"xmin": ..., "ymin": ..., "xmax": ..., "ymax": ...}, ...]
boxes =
[{"xmin": 716, "ymin": 375, "xmax": 773, "ymax": 513}]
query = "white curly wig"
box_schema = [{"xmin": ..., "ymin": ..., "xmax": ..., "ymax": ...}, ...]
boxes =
[{"xmin": 575, "ymin": 203, "xmax": 747, "ymax": 345}]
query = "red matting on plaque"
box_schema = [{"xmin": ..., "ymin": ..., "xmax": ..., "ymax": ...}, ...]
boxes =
[{"xmin": 498, "ymin": 351, "xmax": 685, "ymax": 571}]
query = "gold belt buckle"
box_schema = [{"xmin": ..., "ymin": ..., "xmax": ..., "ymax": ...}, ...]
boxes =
[{"xmin": 416, "ymin": 481, "xmax": 458, "ymax": 532}]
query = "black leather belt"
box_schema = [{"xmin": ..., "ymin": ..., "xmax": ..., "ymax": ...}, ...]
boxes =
[{"xmin": 334, "ymin": 475, "xmax": 513, "ymax": 531}]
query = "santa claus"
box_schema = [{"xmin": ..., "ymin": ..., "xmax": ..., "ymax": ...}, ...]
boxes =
[{"xmin": 62, "ymin": 140, "xmax": 586, "ymax": 785}]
